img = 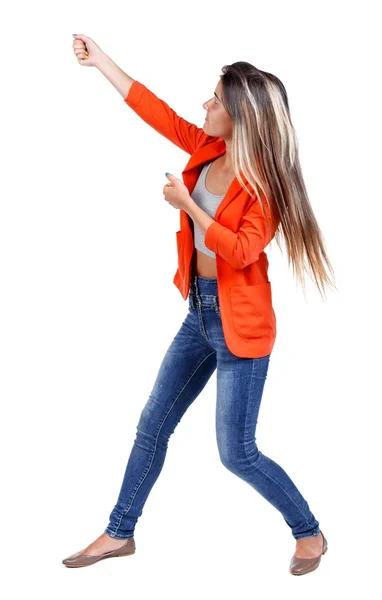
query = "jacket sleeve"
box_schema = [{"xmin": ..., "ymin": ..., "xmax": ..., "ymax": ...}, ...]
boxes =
[
  {"xmin": 124, "ymin": 80, "xmax": 208, "ymax": 155},
  {"xmin": 204, "ymin": 198, "xmax": 280, "ymax": 269}
]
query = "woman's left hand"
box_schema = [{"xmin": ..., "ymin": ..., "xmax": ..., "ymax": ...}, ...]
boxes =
[{"xmin": 163, "ymin": 173, "xmax": 193, "ymax": 210}]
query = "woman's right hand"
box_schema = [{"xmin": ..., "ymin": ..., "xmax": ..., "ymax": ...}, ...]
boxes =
[{"xmin": 72, "ymin": 34, "xmax": 105, "ymax": 67}]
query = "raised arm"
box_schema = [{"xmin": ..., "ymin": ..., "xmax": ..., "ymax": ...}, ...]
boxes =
[
  {"xmin": 73, "ymin": 34, "xmax": 208, "ymax": 155},
  {"xmin": 122, "ymin": 80, "xmax": 209, "ymax": 155},
  {"xmin": 95, "ymin": 53, "xmax": 136, "ymax": 100}
]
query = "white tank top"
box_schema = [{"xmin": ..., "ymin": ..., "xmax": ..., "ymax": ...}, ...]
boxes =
[{"xmin": 190, "ymin": 161, "xmax": 225, "ymax": 258}]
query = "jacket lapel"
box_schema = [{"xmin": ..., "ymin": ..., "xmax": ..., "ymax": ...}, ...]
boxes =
[{"xmin": 179, "ymin": 137, "xmax": 248, "ymax": 233}]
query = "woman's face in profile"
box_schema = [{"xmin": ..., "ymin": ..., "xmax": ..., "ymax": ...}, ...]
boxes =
[{"xmin": 202, "ymin": 80, "xmax": 232, "ymax": 139}]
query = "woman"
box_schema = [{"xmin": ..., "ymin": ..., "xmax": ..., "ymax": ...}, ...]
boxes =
[{"xmin": 63, "ymin": 34, "xmax": 336, "ymax": 574}]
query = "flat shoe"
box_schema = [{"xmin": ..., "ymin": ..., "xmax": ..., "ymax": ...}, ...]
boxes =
[
  {"xmin": 289, "ymin": 531, "xmax": 328, "ymax": 576},
  {"xmin": 62, "ymin": 537, "xmax": 136, "ymax": 568}
]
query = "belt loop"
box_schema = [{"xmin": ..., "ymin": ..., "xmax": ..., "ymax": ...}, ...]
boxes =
[
  {"xmin": 190, "ymin": 275, "xmax": 197, "ymax": 308},
  {"xmin": 193, "ymin": 275, "xmax": 198, "ymax": 295},
  {"xmin": 194, "ymin": 275, "xmax": 200, "ymax": 297},
  {"xmin": 194, "ymin": 275, "xmax": 202, "ymax": 307}
]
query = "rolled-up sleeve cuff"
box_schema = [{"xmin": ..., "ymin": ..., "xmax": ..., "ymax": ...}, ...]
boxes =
[
  {"xmin": 124, "ymin": 80, "xmax": 146, "ymax": 109},
  {"xmin": 204, "ymin": 221, "xmax": 225, "ymax": 253}
]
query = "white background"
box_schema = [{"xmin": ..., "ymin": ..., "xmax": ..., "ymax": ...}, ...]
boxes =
[{"xmin": 1, "ymin": 0, "xmax": 381, "ymax": 597}]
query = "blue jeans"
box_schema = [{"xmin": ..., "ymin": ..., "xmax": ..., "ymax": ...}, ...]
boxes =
[{"xmin": 104, "ymin": 275, "xmax": 320, "ymax": 541}]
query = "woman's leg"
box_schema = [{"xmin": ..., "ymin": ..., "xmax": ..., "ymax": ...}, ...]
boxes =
[
  {"xmin": 104, "ymin": 308, "xmax": 217, "ymax": 539},
  {"xmin": 215, "ymin": 352, "xmax": 321, "ymax": 541}
]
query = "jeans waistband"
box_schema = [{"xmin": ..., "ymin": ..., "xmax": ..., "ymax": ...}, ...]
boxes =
[{"xmin": 189, "ymin": 275, "xmax": 218, "ymax": 307}]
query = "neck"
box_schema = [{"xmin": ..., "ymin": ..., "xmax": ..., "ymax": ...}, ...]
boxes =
[{"xmin": 221, "ymin": 139, "xmax": 233, "ymax": 172}]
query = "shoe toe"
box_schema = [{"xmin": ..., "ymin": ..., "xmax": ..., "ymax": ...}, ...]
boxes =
[
  {"xmin": 290, "ymin": 555, "xmax": 321, "ymax": 575},
  {"xmin": 62, "ymin": 550, "xmax": 96, "ymax": 567},
  {"xmin": 62, "ymin": 551, "xmax": 81, "ymax": 563}
]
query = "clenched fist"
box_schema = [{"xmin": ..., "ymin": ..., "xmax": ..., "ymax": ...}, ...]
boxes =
[
  {"xmin": 163, "ymin": 173, "xmax": 193, "ymax": 211},
  {"xmin": 72, "ymin": 34, "xmax": 105, "ymax": 67}
]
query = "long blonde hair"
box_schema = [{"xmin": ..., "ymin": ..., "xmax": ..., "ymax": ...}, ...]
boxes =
[{"xmin": 220, "ymin": 61, "xmax": 337, "ymax": 300}]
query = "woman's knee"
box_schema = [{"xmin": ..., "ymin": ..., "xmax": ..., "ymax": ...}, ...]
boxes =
[
  {"xmin": 218, "ymin": 439, "xmax": 260, "ymax": 473},
  {"xmin": 135, "ymin": 395, "xmax": 171, "ymax": 448}
]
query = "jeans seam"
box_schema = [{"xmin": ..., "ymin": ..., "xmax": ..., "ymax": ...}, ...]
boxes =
[
  {"xmin": 110, "ymin": 349, "xmax": 216, "ymax": 536},
  {"xmin": 196, "ymin": 300, "xmax": 208, "ymax": 339},
  {"xmin": 243, "ymin": 448, "xmax": 314, "ymax": 532},
  {"xmin": 242, "ymin": 361, "xmax": 315, "ymax": 533}
]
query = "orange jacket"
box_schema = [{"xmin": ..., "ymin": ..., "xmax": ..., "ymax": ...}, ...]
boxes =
[{"xmin": 124, "ymin": 80, "xmax": 280, "ymax": 358}]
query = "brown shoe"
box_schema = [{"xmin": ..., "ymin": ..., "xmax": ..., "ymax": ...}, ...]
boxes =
[
  {"xmin": 289, "ymin": 531, "xmax": 328, "ymax": 576},
  {"xmin": 62, "ymin": 537, "xmax": 136, "ymax": 568}
]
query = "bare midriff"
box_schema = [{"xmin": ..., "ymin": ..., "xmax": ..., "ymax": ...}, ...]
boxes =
[
  {"xmin": 193, "ymin": 156, "xmax": 235, "ymax": 278},
  {"xmin": 194, "ymin": 250, "xmax": 218, "ymax": 278}
]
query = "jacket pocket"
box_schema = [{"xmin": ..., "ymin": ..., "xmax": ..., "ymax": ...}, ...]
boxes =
[{"xmin": 229, "ymin": 282, "xmax": 273, "ymax": 339}]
